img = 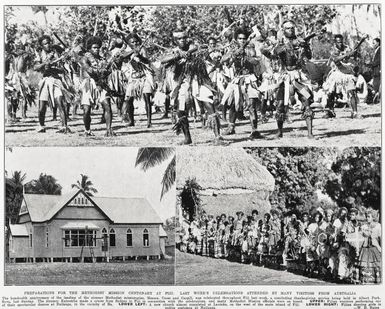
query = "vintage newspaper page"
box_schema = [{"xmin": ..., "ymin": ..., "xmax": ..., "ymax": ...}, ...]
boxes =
[{"xmin": 0, "ymin": 0, "xmax": 383, "ymax": 308}]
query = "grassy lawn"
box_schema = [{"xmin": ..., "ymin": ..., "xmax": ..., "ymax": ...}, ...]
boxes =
[
  {"xmin": 5, "ymin": 258, "xmax": 175, "ymax": 285},
  {"xmin": 175, "ymin": 251, "xmax": 336, "ymax": 285},
  {"xmin": 5, "ymin": 103, "xmax": 381, "ymax": 147}
]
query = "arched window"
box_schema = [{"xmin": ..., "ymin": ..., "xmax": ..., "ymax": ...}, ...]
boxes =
[
  {"xmin": 143, "ymin": 229, "xmax": 149, "ymax": 247},
  {"xmin": 126, "ymin": 229, "xmax": 132, "ymax": 247},
  {"xmin": 45, "ymin": 227, "xmax": 49, "ymax": 248},
  {"xmin": 29, "ymin": 233, "xmax": 33, "ymax": 248},
  {"xmin": 64, "ymin": 230, "xmax": 70, "ymax": 247},
  {"xmin": 109, "ymin": 228, "xmax": 116, "ymax": 247},
  {"xmin": 101, "ymin": 228, "xmax": 108, "ymax": 249}
]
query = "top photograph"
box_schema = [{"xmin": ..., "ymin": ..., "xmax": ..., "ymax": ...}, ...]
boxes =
[{"xmin": 4, "ymin": 4, "xmax": 381, "ymax": 147}]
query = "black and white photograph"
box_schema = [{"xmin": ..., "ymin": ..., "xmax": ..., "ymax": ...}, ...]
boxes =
[
  {"xmin": 4, "ymin": 147, "xmax": 176, "ymax": 285},
  {"xmin": 175, "ymin": 147, "xmax": 381, "ymax": 285},
  {"xmin": 4, "ymin": 4, "xmax": 381, "ymax": 147},
  {"xmin": 1, "ymin": 2, "xmax": 383, "ymax": 308}
]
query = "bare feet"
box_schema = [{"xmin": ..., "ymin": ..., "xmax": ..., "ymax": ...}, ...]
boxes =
[
  {"xmin": 104, "ymin": 129, "xmax": 116, "ymax": 137},
  {"xmin": 249, "ymin": 131, "xmax": 263, "ymax": 140}
]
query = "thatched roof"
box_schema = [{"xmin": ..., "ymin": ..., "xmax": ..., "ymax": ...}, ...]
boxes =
[
  {"xmin": 177, "ymin": 147, "xmax": 274, "ymax": 193},
  {"xmin": 201, "ymin": 192, "xmax": 271, "ymax": 219}
]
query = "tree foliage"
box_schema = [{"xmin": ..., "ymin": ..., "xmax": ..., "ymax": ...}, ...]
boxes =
[
  {"xmin": 179, "ymin": 178, "xmax": 202, "ymax": 221},
  {"xmin": 325, "ymin": 147, "xmax": 381, "ymax": 211},
  {"xmin": 71, "ymin": 174, "xmax": 98, "ymax": 196},
  {"xmin": 248, "ymin": 148, "xmax": 334, "ymax": 214},
  {"xmin": 6, "ymin": 4, "xmax": 379, "ymax": 71},
  {"xmin": 5, "ymin": 171, "xmax": 26, "ymax": 226},
  {"xmin": 247, "ymin": 147, "xmax": 381, "ymax": 215},
  {"xmin": 24, "ymin": 173, "xmax": 62, "ymax": 195},
  {"xmin": 135, "ymin": 147, "xmax": 175, "ymax": 200},
  {"xmin": 6, "ymin": 5, "xmax": 341, "ymax": 59}
]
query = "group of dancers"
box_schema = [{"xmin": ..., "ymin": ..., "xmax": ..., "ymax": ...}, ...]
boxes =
[{"xmin": 5, "ymin": 17, "xmax": 381, "ymax": 144}]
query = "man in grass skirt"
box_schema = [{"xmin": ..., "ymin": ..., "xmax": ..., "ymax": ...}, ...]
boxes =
[
  {"xmin": 122, "ymin": 33, "xmax": 155, "ymax": 128},
  {"xmin": 80, "ymin": 36, "xmax": 121, "ymax": 137},
  {"xmin": 108, "ymin": 37, "xmax": 128, "ymax": 121},
  {"xmin": 5, "ymin": 39, "xmax": 36, "ymax": 122},
  {"xmin": 220, "ymin": 28, "xmax": 262, "ymax": 139},
  {"xmin": 34, "ymin": 35, "xmax": 71, "ymax": 133},
  {"xmin": 160, "ymin": 29, "xmax": 222, "ymax": 145},
  {"xmin": 262, "ymin": 20, "xmax": 315, "ymax": 139},
  {"xmin": 323, "ymin": 34, "xmax": 362, "ymax": 119}
]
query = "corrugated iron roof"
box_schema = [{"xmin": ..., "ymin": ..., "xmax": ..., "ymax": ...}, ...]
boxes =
[
  {"xmin": 24, "ymin": 192, "xmax": 75, "ymax": 222},
  {"xmin": 92, "ymin": 196, "xmax": 162, "ymax": 224},
  {"xmin": 9, "ymin": 224, "xmax": 29, "ymax": 236},
  {"xmin": 22, "ymin": 190, "xmax": 162, "ymax": 224}
]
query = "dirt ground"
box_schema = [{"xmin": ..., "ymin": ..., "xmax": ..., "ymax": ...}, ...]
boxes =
[
  {"xmin": 175, "ymin": 251, "xmax": 335, "ymax": 285},
  {"xmin": 5, "ymin": 258, "xmax": 175, "ymax": 285},
  {"xmin": 5, "ymin": 103, "xmax": 381, "ymax": 147}
]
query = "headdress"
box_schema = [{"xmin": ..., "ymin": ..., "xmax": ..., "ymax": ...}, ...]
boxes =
[
  {"xmin": 86, "ymin": 36, "xmax": 102, "ymax": 50},
  {"xmin": 173, "ymin": 31, "xmax": 187, "ymax": 39},
  {"xmin": 281, "ymin": 20, "xmax": 296, "ymax": 28}
]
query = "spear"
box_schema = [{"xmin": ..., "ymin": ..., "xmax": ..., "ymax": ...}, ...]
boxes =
[{"xmin": 53, "ymin": 32, "xmax": 68, "ymax": 48}]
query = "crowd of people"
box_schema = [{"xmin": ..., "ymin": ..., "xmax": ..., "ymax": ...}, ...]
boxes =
[
  {"xmin": 177, "ymin": 206, "xmax": 381, "ymax": 284},
  {"xmin": 5, "ymin": 13, "xmax": 381, "ymax": 144}
]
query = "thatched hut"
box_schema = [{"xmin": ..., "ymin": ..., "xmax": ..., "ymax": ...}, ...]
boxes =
[{"xmin": 176, "ymin": 147, "xmax": 275, "ymax": 219}]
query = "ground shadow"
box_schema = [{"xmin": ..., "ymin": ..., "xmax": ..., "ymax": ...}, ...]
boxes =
[{"xmin": 317, "ymin": 129, "xmax": 366, "ymax": 139}]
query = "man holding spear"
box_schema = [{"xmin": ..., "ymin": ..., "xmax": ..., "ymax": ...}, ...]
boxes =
[
  {"xmin": 80, "ymin": 36, "xmax": 119, "ymax": 137},
  {"xmin": 33, "ymin": 35, "xmax": 71, "ymax": 133},
  {"xmin": 323, "ymin": 34, "xmax": 367, "ymax": 119},
  {"xmin": 122, "ymin": 33, "xmax": 155, "ymax": 128},
  {"xmin": 262, "ymin": 20, "xmax": 315, "ymax": 139},
  {"xmin": 160, "ymin": 28, "xmax": 222, "ymax": 145},
  {"xmin": 220, "ymin": 27, "xmax": 262, "ymax": 139}
]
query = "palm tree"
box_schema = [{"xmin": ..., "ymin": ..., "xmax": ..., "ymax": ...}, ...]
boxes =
[
  {"xmin": 135, "ymin": 148, "xmax": 175, "ymax": 199},
  {"xmin": 5, "ymin": 171, "xmax": 27, "ymax": 262},
  {"xmin": 24, "ymin": 173, "xmax": 62, "ymax": 195},
  {"xmin": 179, "ymin": 178, "xmax": 202, "ymax": 220},
  {"xmin": 71, "ymin": 174, "xmax": 98, "ymax": 197},
  {"xmin": 5, "ymin": 171, "xmax": 26, "ymax": 225}
]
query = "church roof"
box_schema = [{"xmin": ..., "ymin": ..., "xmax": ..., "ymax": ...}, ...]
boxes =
[
  {"xmin": 24, "ymin": 192, "xmax": 75, "ymax": 222},
  {"xmin": 92, "ymin": 196, "xmax": 162, "ymax": 224},
  {"xmin": 22, "ymin": 190, "xmax": 162, "ymax": 224},
  {"xmin": 9, "ymin": 223, "xmax": 29, "ymax": 236}
]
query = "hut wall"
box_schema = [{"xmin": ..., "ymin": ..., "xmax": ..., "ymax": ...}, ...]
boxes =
[{"xmin": 200, "ymin": 191, "xmax": 271, "ymax": 220}]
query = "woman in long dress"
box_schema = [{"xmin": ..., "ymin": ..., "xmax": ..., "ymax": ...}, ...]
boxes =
[{"xmin": 357, "ymin": 210, "xmax": 381, "ymax": 284}]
